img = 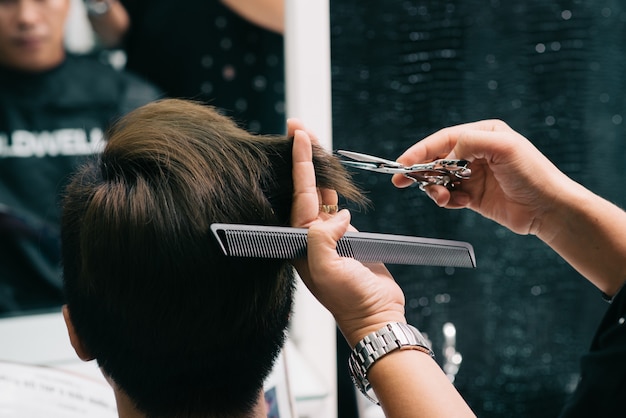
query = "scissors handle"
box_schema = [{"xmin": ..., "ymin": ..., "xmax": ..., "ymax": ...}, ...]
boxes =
[
  {"xmin": 337, "ymin": 150, "xmax": 471, "ymax": 190},
  {"xmin": 402, "ymin": 160, "xmax": 470, "ymax": 189}
]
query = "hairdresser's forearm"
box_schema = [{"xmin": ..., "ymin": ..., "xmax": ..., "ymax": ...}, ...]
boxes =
[
  {"xmin": 339, "ymin": 315, "xmax": 475, "ymax": 417},
  {"xmin": 537, "ymin": 179, "xmax": 626, "ymax": 297},
  {"xmin": 368, "ymin": 349, "xmax": 475, "ymax": 418},
  {"xmin": 88, "ymin": 0, "xmax": 130, "ymax": 48}
]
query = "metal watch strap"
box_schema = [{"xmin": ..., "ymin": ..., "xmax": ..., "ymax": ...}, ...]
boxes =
[{"xmin": 348, "ymin": 322, "xmax": 434, "ymax": 404}]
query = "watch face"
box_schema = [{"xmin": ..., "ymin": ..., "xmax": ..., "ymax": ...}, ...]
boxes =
[
  {"xmin": 349, "ymin": 341, "xmax": 380, "ymax": 404},
  {"xmin": 349, "ymin": 364, "xmax": 379, "ymax": 404}
]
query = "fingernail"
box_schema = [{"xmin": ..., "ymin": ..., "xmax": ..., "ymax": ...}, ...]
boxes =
[{"xmin": 334, "ymin": 209, "xmax": 350, "ymax": 221}]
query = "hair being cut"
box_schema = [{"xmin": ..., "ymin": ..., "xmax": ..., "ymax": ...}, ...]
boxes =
[{"xmin": 61, "ymin": 99, "xmax": 362, "ymax": 417}]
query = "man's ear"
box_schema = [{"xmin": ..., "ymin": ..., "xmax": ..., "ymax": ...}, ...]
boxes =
[{"xmin": 62, "ymin": 305, "xmax": 95, "ymax": 361}]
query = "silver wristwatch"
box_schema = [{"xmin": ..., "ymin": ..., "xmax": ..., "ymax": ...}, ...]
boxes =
[
  {"xmin": 348, "ymin": 322, "xmax": 435, "ymax": 404},
  {"xmin": 85, "ymin": 0, "xmax": 112, "ymax": 17}
]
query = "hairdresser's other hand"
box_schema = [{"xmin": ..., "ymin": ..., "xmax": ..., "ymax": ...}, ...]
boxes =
[
  {"xmin": 392, "ymin": 119, "xmax": 573, "ymax": 236},
  {"xmin": 288, "ymin": 119, "xmax": 405, "ymax": 346},
  {"xmin": 304, "ymin": 211, "xmax": 406, "ymax": 346}
]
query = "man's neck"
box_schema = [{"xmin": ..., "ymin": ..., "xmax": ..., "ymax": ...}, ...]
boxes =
[
  {"xmin": 0, "ymin": 51, "xmax": 66, "ymax": 75},
  {"xmin": 113, "ymin": 387, "xmax": 144, "ymax": 418},
  {"xmin": 114, "ymin": 386, "xmax": 268, "ymax": 417}
]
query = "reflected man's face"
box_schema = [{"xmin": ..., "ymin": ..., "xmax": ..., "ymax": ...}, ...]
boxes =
[{"xmin": 0, "ymin": 0, "xmax": 69, "ymax": 72}]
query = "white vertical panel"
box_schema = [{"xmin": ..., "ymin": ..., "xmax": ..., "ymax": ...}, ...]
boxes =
[
  {"xmin": 285, "ymin": 1, "xmax": 333, "ymax": 149},
  {"xmin": 285, "ymin": 1, "xmax": 337, "ymax": 418}
]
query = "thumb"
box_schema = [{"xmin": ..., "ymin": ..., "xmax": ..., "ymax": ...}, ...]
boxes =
[{"xmin": 307, "ymin": 210, "xmax": 351, "ymax": 264}]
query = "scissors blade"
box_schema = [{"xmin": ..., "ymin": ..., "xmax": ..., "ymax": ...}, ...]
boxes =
[
  {"xmin": 336, "ymin": 150, "xmax": 402, "ymax": 167},
  {"xmin": 341, "ymin": 160, "xmax": 408, "ymax": 174}
]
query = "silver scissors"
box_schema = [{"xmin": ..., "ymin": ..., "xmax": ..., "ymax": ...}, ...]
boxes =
[{"xmin": 336, "ymin": 150, "xmax": 471, "ymax": 190}]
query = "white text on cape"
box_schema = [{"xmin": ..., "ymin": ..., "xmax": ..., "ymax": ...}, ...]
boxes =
[{"xmin": 0, "ymin": 128, "xmax": 104, "ymax": 158}]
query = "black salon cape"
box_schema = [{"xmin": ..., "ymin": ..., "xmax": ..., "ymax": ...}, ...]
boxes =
[
  {"xmin": 559, "ymin": 288, "xmax": 626, "ymax": 417},
  {"xmin": 0, "ymin": 54, "xmax": 160, "ymax": 315}
]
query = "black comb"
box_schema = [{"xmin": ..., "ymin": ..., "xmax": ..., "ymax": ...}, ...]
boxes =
[{"xmin": 210, "ymin": 223, "xmax": 476, "ymax": 268}]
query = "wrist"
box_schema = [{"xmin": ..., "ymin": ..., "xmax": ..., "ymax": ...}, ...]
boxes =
[
  {"xmin": 348, "ymin": 322, "xmax": 434, "ymax": 404},
  {"xmin": 534, "ymin": 177, "xmax": 590, "ymax": 244},
  {"xmin": 339, "ymin": 312, "xmax": 408, "ymax": 348}
]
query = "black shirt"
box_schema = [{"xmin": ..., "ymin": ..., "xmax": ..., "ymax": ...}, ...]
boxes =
[
  {"xmin": 559, "ymin": 288, "xmax": 626, "ymax": 417},
  {"xmin": 0, "ymin": 54, "xmax": 161, "ymax": 315}
]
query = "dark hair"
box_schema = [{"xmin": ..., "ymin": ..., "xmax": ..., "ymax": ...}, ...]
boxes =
[{"xmin": 61, "ymin": 99, "xmax": 363, "ymax": 417}]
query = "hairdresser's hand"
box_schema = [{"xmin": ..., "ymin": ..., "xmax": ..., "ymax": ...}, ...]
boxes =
[
  {"xmin": 393, "ymin": 120, "xmax": 573, "ymax": 236},
  {"xmin": 304, "ymin": 212, "xmax": 407, "ymax": 346},
  {"xmin": 288, "ymin": 119, "xmax": 406, "ymax": 346}
]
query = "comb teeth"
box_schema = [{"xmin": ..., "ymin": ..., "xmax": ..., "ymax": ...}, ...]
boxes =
[
  {"xmin": 220, "ymin": 229, "xmax": 308, "ymax": 259},
  {"xmin": 211, "ymin": 224, "xmax": 476, "ymax": 268}
]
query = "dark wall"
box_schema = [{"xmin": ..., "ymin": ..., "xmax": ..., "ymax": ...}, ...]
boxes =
[{"xmin": 331, "ymin": 1, "xmax": 625, "ymax": 416}]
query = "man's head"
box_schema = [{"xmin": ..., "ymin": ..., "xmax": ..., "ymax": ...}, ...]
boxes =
[
  {"xmin": 0, "ymin": 0, "xmax": 69, "ymax": 72},
  {"xmin": 61, "ymin": 99, "xmax": 361, "ymax": 417}
]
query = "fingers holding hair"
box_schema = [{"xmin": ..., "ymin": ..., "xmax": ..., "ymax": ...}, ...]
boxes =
[
  {"xmin": 288, "ymin": 119, "xmax": 339, "ymax": 227},
  {"xmin": 290, "ymin": 128, "xmax": 320, "ymax": 227}
]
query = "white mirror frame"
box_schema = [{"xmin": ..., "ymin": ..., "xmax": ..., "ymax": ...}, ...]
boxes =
[{"xmin": 285, "ymin": 1, "xmax": 338, "ymax": 418}]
